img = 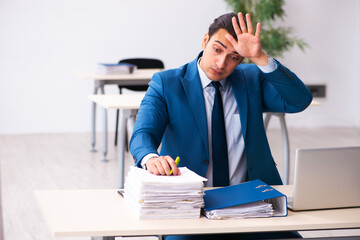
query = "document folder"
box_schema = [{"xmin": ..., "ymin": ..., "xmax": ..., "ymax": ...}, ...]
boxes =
[{"xmin": 203, "ymin": 179, "xmax": 287, "ymax": 218}]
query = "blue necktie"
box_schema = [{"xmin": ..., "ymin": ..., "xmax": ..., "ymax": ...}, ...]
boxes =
[{"xmin": 211, "ymin": 81, "xmax": 229, "ymax": 187}]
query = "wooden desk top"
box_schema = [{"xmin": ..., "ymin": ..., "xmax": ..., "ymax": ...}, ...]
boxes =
[
  {"xmin": 34, "ymin": 186, "xmax": 360, "ymax": 238},
  {"xmin": 76, "ymin": 69, "xmax": 162, "ymax": 80}
]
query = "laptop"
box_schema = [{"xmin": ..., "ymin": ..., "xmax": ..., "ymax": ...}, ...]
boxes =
[{"xmin": 287, "ymin": 146, "xmax": 360, "ymax": 211}]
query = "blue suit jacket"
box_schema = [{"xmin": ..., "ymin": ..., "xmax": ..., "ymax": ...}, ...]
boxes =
[{"xmin": 130, "ymin": 52, "xmax": 313, "ymax": 185}]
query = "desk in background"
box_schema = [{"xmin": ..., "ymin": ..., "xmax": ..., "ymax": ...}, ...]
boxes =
[
  {"xmin": 77, "ymin": 69, "xmax": 161, "ymax": 153},
  {"xmin": 89, "ymin": 94, "xmax": 144, "ymax": 188},
  {"xmin": 34, "ymin": 185, "xmax": 360, "ymax": 240}
]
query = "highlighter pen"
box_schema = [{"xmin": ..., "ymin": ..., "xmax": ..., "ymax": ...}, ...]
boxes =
[{"xmin": 170, "ymin": 156, "xmax": 180, "ymax": 175}]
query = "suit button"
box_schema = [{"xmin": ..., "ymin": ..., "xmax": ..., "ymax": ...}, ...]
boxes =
[{"xmin": 203, "ymin": 160, "xmax": 209, "ymax": 165}]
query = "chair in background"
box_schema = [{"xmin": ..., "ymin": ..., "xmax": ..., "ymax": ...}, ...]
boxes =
[{"xmin": 115, "ymin": 58, "xmax": 165, "ymax": 146}]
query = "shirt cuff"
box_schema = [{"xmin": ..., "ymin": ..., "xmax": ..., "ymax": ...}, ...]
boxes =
[
  {"xmin": 140, "ymin": 153, "xmax": 159, "ymax": 169},
  {"xmin": 257, "ymin": 56, "xmax": 277, "ymax": 73}
]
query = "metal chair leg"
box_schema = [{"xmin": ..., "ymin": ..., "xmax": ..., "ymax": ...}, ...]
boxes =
[
  {"xmin": 115, "ymin": 109, "xmax": 119, "ymax": 146},
  {"xmin": 279, "ymin": 113, "xmax": 290, "ymax": 184},
  {"xmin": 115, "ymin": 87, "xmax": 123, "ymax": 146}
]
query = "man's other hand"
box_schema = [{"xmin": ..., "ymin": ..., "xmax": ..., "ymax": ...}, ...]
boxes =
[{"xmin": 145, "ymin": 155, "xmax": 181, "ymax": 176}]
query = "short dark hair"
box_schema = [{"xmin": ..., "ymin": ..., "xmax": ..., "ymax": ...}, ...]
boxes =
[{"xmin": 208, "ymin": 12, "xmax": 246, "ymax": 41}]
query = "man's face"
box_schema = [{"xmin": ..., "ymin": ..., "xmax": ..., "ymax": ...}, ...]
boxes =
[{"xmin": 199, "ymin": 29, "xmax": 243, "ymax": 81}]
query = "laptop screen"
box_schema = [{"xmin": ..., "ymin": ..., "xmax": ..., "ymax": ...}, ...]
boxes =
[{"xmin": 290, "ymin": 146, "xmax": 360, "ymax": 211}]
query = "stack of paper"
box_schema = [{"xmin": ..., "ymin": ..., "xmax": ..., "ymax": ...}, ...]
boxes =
[
  {"xmin": 124, "ymin": 166, "xmax": 207, "ymax": 219},
  {"xmin": 97, "ymin": 63, "xmax": 137, "ymax": 74},
  {"xmin": 203, "ymin": 201, "xmax": 274, "ymax": 219}
]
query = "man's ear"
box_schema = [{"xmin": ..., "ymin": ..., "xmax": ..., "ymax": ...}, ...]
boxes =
[{"xmin": 202, "ymin": 33, "xmax": 209, "ymax": 49}]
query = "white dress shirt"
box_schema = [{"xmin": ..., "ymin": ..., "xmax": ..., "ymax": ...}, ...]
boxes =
[
  {"xmin": 141, "ymin": 57, "xmax": 277, "ymax": 187},
  {"xmin": 198, "ymin": 57, "xmax": 277, "ymax": 186}
]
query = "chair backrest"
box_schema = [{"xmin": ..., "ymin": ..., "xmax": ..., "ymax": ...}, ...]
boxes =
[{"xmin": 118, "ymin": 58, "xmax": 164, "ymax": 69}]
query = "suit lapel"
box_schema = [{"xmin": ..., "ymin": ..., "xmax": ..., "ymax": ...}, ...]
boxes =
[
  {"xmin": 229, "ymin": 69, "xmax": 248, "ymax": 139},
  {"xmin": 180, "ymin": 58, "xmax": 209, "ymax": 155}
]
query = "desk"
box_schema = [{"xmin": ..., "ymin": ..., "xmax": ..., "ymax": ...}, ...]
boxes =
[
  {"xmin": 77, "ymin": 69, "xmax": 161, "ymax": 153},
  {"xmin": 89, "ymin": 94, "xmax": 144, "ymax": 188},
  {"xmin": 34, "ymin": 185, "xmax": 360, "ymax": 240}
]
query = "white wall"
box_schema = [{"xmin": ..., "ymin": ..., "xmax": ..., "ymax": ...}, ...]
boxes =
[
  {"xmin": 0, "ymin": 0, "xmax": 359, "ymax": 134},
  {"xmin": 0, "ymin": 0, "xmax": 228, "ymax": 134},
  {"xmin": 279, "ymin": 0, "xmax": 360, "ymax": 128}
]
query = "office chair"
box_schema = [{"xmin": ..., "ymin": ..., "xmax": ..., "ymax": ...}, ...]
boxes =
[{"xmin": 115, "ymin": 58, "xmax": 165, "ymax": 146}]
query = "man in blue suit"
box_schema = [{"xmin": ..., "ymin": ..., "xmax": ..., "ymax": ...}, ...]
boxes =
[{"xmin": 130, "ymin": 12, "xmax": 312, "ymax": 239}]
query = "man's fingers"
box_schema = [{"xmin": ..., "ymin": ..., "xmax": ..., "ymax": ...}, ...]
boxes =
[
  {"xmin": 168, "ymin": 159, "xmax": 181, "ymax": 175},
  {"xmin": 146, "ymin": 156, "xmax": 180, "ymax": 176},
  {"xmin": 255, "ymin": 22, "xmax": 261, "ymax": 39},
  {"xmin": 163, "ymin": 156, "xmax": 182, "ymax": 176},
  {"xmin": 160, "ymin": 157, "xmax": 173, "ymax": 175},
  {"xmin": 246, "ymin": 13, "xmax": 253, "ymax": 35},
  {"xmin": 238, "ymin": 12, "xmax": 247, "ymax": 33},
  {"xmin": 146, "ymin": 157, "xmax": 166, "ymax": 175},
  {"xmin": 225, "ymin": 34, "xmax": 238, "ymax": 49},
  {"xmin": 154, "ymin": 158, "xmax": 168, "ymax": 175},
  {"xmin": 232, "ymin": 16, "xmax": 242, "ymax": 36},
  {"xmin": 146, "ymin": 162, "xmax": 160, "ymax": 175}
]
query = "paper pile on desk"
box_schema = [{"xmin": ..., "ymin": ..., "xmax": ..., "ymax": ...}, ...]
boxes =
[
  {"xmin": 203, "ymin": 200, "xmax": 274, "ymax": 219},
  {"xmin": 203, "ymin": 179, "xmax": 287, "ymax": 220},
  {"xmin": 97, "ymin": 63, "xmax": 137, "ymax": 74},
  {"xmin": 124, "ymin": 166, "xmax": 207, "ymax": 219}
]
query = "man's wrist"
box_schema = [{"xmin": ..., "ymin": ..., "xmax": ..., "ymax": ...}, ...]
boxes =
[
  {"xmin": 257, "ymin": 56, "xmax": 277, "ymax": 73},
  {"xmin": 249, "ymin": 50, "xmax": 269, "ymax": 66}
]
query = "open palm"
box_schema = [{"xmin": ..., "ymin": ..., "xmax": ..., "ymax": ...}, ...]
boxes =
[{"xmin": 226, "ymin": 13, "xmax": 263, "ymax": 60}]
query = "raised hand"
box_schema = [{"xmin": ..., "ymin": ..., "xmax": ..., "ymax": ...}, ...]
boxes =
[{"xmin": 225, "ymin": 12, "xmax": 268, "ymax": 65}]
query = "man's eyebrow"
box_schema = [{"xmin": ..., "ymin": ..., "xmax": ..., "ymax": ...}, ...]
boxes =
[
  {"xmin": 215, "ymin": 40, "xmax": 227, "ymax": 49},
  {"xmin": 215, "ymin": 40, "xmax": 239, "ymax": 55}
]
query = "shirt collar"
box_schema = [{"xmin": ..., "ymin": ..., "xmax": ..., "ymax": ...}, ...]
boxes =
[{"xmin": 197, "ymin": 57, "xmax": 228, "ymax": 90}]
